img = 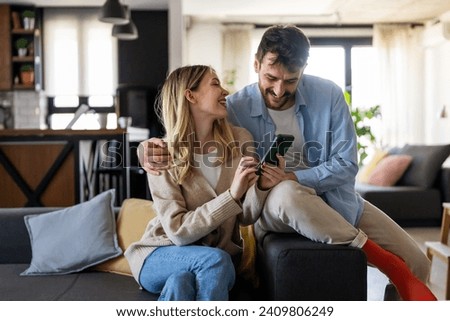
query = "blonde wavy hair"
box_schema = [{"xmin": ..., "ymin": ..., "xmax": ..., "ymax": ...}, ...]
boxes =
[{"xmin": 156, "ymin": 65, "xmax": 239, "ymax": 184}]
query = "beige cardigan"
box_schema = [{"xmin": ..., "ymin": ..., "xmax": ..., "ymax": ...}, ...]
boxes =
[{"xmin": 125, "ymin": 126, "xmax": 270, "ymax": 284}]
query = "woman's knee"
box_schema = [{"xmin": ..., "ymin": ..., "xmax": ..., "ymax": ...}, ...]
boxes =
[
  {"xmin": 195, "ymin": 248, "xmax": 235, "ymax": 300},
  {"xmin": 201, "ymin": 248, "xmax": 235, "ymax": 282},
  {"xmin": 204, "ymin": 248, "xmax": 234, "ymax": 269}
]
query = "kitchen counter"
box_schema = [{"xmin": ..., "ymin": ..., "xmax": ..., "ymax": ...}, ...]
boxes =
[{"xmin": 0, "ymin": 128, "xmax": 129, "ymax": 207}]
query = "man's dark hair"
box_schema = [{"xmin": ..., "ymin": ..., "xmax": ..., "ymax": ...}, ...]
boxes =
[{"xmin": 255, "ymin": 25, "xmax": 310, "ymax": 72}]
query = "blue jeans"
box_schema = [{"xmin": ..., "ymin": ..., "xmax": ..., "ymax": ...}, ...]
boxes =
[{"xmin": 139, "ymin": 245, "xmax": 236, "ymax": 301}]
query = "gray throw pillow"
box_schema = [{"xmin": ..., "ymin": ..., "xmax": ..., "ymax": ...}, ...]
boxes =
[
  {"xmin": 395, "ymin": 144, "xmax": 450, "ymax": 188},
  {"xmin": 21, "ymin": 189, "xmax": 122, "ymax": 276}
]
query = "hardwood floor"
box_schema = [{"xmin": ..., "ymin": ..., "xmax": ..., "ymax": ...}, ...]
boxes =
[{"xmin": 367, "ymin": 226, "xmax": 446, "ymax": 300}]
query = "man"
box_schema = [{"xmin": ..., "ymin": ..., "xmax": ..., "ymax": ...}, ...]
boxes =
[{"xmin": 139, "ymin": 25, "xmax": 435, "ymax": 300}]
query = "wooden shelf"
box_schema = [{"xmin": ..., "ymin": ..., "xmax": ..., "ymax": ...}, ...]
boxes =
[
  {"xmin": 12, "ymin": 56, "xmax": 34, "ymax": 62},
  {"xmin": 11, "ymin": 28, "xmax": 34, "ymax": 35},
  {"xmin": 13, "ymin": 84, "xmax": 34, "ymax": 90}
]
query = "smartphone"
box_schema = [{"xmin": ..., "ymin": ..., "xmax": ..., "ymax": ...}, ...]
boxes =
[{"xmin": 256, "ymin": 134, "xmax": 294, "ymax": 175}]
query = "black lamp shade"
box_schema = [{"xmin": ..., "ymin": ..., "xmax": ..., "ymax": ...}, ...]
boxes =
[
  {"xmin": 112, "ymin": 21, "xmax": 138, "ymax": 40},
  {"xmin": 99, "ymin": 0, "xmax": 128, "ymax": 25}
]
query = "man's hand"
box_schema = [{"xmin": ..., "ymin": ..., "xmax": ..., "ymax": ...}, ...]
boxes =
[
  {"xmin": 137, "ymin": 138, "xmax": 171, "ymax": 176},
  {"xmin": 257, "ymin": 154, "xmax": 298, "ymax": 190}
]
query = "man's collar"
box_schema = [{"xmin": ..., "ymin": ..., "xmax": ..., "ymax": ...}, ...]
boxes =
[
  {"xmin": 295, "ymin": 77, "xmax": 307, "ymax": 110},
  {"xmin": 250, "ymin": 83, "xmax": 266, "ymax": 117}
]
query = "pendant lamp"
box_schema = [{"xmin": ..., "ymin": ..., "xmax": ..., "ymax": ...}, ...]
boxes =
[
  {"xmin": 99, "ymin": 0, "xmax": 128, "ymax": 25},
  {"xmin": 112, "ymin": 6, "xmax": 138, "ymax": 40}
]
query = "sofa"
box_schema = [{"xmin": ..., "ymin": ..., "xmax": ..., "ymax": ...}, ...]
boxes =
[
  {"xmin": 356, "ymin": 144, "xmax": 450, "ymax": 226},
  {"xmin": 0, "ymin": 190, "xmax": 368, "ymax": 301}
]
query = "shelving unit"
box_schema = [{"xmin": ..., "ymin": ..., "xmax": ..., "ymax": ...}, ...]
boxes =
[{"xmin": 0, "ymin": 4, "xmax": 42, "ymax": 91}]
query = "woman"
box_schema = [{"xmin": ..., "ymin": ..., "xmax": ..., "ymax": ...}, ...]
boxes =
[{"xmin": 125, "ymin": 65, "xmax": 283, "ymax": 300}]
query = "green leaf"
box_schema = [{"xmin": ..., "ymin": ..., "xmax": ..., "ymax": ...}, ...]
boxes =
[{"xmin": 346, "ymin": 92, "xmax": 380, "ymax": 166}]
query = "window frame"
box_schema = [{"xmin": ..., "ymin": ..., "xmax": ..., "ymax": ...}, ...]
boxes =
[{"xmin": 308, "ymin": 36, "xmax": 372, "ymax": 95}]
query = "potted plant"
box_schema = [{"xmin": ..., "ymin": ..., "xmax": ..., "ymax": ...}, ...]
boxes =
[
  {"xmin": 19, "ymin": 64, "xmax": 34, "ymax": 85},
  {"xmin": 15, "ymin": 38, "xmax": 29, "ymax": 57},
  {"xmin": 22, "ymin": 10, "xmax": 35, "ymax": 30},
  {"xmin": 344, "ymin": 91, "xmax": 381, "ymax": 166}
]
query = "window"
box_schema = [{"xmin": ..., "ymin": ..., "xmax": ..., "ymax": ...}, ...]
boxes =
[
  {"xmin": 43, "ymin": 8, "xmax": 118, "ymax": 129},
  {"xmin": 306, "ymin": 36, "xmax": 381, "ymax": 163},
  {"xmin": 306, "ymin": 36, "xmax": 377, "ymax": 108},
  {"xmin": 350, "ymin": 46, "xmax": 380, "ymax": 108},
  {"xmin": 305, "ymin": 46, "xmax": 345, "ymax": 90}
]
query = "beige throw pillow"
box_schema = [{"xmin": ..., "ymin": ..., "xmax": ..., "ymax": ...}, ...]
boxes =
[
  {"xmin": 95, "ymin": 198, "xmax": 156, "ymax": 276},
  {"xmin": 357, "ymin": 149, "xmax": 388, "ymax": 183}
]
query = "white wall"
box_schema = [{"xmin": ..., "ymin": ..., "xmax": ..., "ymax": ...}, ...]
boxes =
[
  {"xmin": 185, "ymin": 22, "xmax": 255, "ymax": 91},
  {"xmin": 423, "ymin": 21, "xmax": 450, "ymax": 145},
  {"xmin": 168, "ymin": 0, "xmax": 185, "ymax": 71},
  {"xmin": 185, "ymin": 22, "xmax": 224, "ymax": 77}
]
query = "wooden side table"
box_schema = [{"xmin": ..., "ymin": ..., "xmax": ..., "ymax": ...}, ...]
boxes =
[{"xmin": 425, "ymin": 203, "xmax": 450, "ymax": 300}]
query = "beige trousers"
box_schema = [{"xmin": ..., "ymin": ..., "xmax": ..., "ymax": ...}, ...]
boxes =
[{"xmin": 256, "ymin": 180, "xmax": 431, "ymax": 281}]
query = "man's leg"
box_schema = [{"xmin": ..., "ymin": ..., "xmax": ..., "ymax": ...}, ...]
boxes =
[
  {"xmin": 357, "ymin": 201, "xmax": 431, "ymax": 282},
  {"xmin": 257, "ymin": 180, "xmax": 366, "ymax": 246},
  {"xmin": 257, "ymin": 181, "xmax": 436, "ymax": 300}
]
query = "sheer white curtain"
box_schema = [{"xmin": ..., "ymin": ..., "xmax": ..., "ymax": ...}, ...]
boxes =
[
  {"xmin": 373, "ymin": 24, "xmax": 425, "ymax": 147},
  {"xmin": 222, "ymin": 24, "xmax": 254, "ymax": 92},
  {"xmin": 43, "ymin": 8, "xmax": 118, "ymax": 97}
]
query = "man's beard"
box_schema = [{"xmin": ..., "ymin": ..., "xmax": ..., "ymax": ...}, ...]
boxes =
[{"xmin": 263, "ymin": 89, "xmax": 293, "ymax": 110}]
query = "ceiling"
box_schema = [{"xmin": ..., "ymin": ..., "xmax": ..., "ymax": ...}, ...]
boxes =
[{"xmin": 2, "ymin": 0, "xmax": 450, "ymax": 25}]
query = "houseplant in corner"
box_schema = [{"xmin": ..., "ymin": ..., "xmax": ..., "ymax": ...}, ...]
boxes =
[{"xmin": 19, "ymin": 64, "xmax": 34, "ymax": 85}]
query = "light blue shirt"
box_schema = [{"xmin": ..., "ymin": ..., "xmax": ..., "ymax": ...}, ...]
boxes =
[{"xmin": 226, "ymin": 74, "xmax": 364, "ymax": 226}]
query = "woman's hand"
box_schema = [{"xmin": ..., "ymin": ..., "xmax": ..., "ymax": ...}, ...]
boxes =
[
  {"xmin": 257, "ymin": 154, "xmax": 288, "ymax": 190},
  {"xmin": 229, "ymin": 156, "xmax": 258, "ymax": 201}
]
